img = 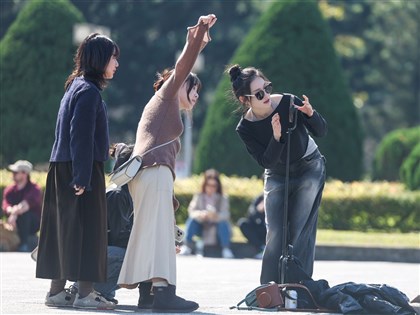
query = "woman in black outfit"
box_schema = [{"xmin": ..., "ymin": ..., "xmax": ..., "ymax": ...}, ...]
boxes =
[{"xmin": 227, "ymin": 64, "xmax": 327, "ymax": 284}]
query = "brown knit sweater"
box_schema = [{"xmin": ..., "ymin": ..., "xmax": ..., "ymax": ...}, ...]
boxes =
[{"xmin": 132, "ymin": 22, "xmax": 210, "ymax": 177}]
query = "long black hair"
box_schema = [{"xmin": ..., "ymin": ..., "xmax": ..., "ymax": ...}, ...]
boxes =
[{"xmin": 65, "ymin": 33, "xmax": 120, "ymax": 90}]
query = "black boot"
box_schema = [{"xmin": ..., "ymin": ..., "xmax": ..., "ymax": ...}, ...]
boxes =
[
  {"xmin": 152, "ymin": 284, "xmax": 199, "ymax": 313},
  {"xmin": 138, "ymin": 282, "xmax": 154, "ymax": 309}
]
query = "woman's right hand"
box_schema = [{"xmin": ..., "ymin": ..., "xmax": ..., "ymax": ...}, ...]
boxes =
[
  {"xmin": 198, "ymin": 14, "xmax": 217, "ymax": 29},
  {"xmin": 272, "ymin": 113, "xmax": 282, "ymax": 141},
  {"xmin": 74, "ymin": 185, "xmax": 85, "ymax": 196}
]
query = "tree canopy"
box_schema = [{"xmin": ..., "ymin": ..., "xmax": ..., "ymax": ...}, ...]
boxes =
[
  {"xmin": 0, "ymin": 0, "xmax": 83, "ymax": 164},
  {"xmin": 194, "ymin": 0, "xmax": 363, "ymax": 181},
  {"xmin": 1, "ymin": 0, "xmax": 418, "ymax": 180}
]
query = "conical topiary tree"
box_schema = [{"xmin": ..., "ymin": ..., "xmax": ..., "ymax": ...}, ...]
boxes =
[
  {"xmin": 372, "ymin": 126, "xmax": 420, "ymax": 181},
  {"xmin": 400, "ymin": 142, "xmax": 420, "ymax": 191},
  {"xmin": 0, "ymin": 0, "xmax": 83, "ymax": 165},
  {"xmin": 194, "ymin": 0, "xmax": 364, "ymax": 181}
]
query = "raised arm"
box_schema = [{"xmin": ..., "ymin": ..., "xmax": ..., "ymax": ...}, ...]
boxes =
[{"xmin": 157, "ymin": 14, "xmax": 217, "ymax": 99}]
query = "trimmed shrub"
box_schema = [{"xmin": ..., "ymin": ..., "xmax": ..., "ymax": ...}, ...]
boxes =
[
  {"xmin": 194, "ymin": 0, "xmax": 364, "ymax": 181},
  {"xmin": 318, "ymin": 180, "xmax": 420, "ymax": 232},
  {"xmin": 175, "ymin": 179, "xmax": 420, "ymax": 233},
  {"xmin": 372, "ymin": 126, "xmax": 420, "ymax": 181},
  {"xmin": 0, "ymin": 0, "xmax": 83, "ymax": 165},
  {"xmin": 400, "ymin": 142, "xmax": 420, "ymax": 190}
]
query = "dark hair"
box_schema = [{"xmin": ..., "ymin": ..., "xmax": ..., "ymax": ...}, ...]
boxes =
[
  {"xmin": 109, "ymin": 143, "xmax": 134, "ymax": 171},
  {"xmin": 226, "ymin": 64, "xmax": 269, "ymax": 113},
  {"xmin": 65, "ymin": 33, "xmax": 120, "ymax": 90},
  {"xmin": 153, "ymin": 68, "xmax": 202, "ymax": 103},
  {"xmin": 201, "ymin": 169, "xmax": 223, "ymax": 195}
]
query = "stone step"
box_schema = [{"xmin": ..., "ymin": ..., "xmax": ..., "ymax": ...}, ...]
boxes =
[{"xmin": 195, "ymin": 242, "xmax": 420, "ymax": 263}]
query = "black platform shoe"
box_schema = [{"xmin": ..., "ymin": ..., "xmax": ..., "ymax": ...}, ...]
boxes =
[
  {"xmin": 138, "ymin": 282, "xmax": 154, "ymax": 309},
  {"xmin": 152, "ymin": 284, "xmax": 199, "ymax": 313}
]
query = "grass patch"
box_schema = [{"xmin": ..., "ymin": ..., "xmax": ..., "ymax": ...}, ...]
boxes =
[
  {"xmin": 179, "ymin": 224, "xmax": 419, "ymax": 248},
  {"xmin": 315, "ymin": 229, "xmax": 419, "ymax": 248},
  {"xmin": 231, "ymin": 227, "xmax": 419, "ymax": 248}
]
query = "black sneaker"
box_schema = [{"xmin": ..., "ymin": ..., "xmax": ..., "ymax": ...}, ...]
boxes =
[{"xmin": 104, "ymin": 296, "xmax": 118, "ymax": 305}]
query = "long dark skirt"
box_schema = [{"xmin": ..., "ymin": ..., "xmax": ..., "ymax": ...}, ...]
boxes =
[{"xmin": 36, "ymin": 162, "xmax": 107, "ymax": 282}]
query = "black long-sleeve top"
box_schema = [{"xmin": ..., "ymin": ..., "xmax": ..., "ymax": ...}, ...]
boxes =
[{"xmin": 236, "ymin": 94, "xmax": 327, "ymax": 170}]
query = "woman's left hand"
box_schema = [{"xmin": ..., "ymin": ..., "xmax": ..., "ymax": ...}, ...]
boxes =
[
  {"xmin": 297, "ymin": 94, "xmax": 314, "ymax": 117},
  {"xmin": 198, "ymin": 14, "xmax": 217, "ymax": 29}
]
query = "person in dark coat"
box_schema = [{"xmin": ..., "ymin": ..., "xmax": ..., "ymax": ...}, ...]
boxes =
[
  {"xmin": 35, "ymin": 33, "xmax": 119, "ymax": 310},
  {"xmin": 237, "ymin": 193, "xmax": 266, "ymax": 258}
]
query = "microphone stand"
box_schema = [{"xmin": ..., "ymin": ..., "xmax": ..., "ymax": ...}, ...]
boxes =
[{"xmin": 279, "ymin": 95, "xmax": 298, "ymax": 284}]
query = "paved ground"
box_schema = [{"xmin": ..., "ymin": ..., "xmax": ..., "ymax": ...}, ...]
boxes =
[{"xmin": 1, "ymin": 252, "xmax": 419, "ymax": 314}]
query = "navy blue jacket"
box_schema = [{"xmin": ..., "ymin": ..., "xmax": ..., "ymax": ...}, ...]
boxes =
[{"xmin": 50, "ymin": 77, "xmax": 109, "ymax": 190}]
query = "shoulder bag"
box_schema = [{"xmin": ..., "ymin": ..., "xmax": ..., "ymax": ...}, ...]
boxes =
[{"xmin": 110, "ymin": 138, "xmax": 177, "ymax": 187}]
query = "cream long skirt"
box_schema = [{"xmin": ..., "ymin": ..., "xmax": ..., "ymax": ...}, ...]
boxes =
[{"xmin": 118, "ymin": 165, "xmax": 176, "ymax": 286}]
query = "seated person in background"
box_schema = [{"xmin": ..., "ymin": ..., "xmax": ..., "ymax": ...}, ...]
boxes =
[
  {"xmin": 2, "ymin": 160, "xmax": 42, "ymax": 252},
  {"xmin": 180, "ymin": 169, "xmax": 234, "ymax": 258},
  {"xmin": 237, "ymin": 193, "xmax": 266, "ymax": 259}
]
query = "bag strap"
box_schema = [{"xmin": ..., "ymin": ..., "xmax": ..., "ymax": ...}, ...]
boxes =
[
  {"xmin": 230, "ymin": 306, "xmax": 279, "ymax": 312},
  {"xmin": 141, "ymin": 138, "xmax": 178, "ymax": 157},
  {"xmin": 110, "ymin": 138, "xmax": 178, "ymax": 176},
  {"xmin": 278, "ymin": 283, "xmax": 323, "ymax": 310},
  {"xmin": 230, "ymin": 303, "xmax": 279, "ymax": 312},
  {"xmin": 229, "ymin": 295, "xmax": 279, "ymax": 312}
]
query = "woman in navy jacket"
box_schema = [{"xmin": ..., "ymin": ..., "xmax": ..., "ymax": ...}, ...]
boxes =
[{"xmin": 36, "ymin": 33, "xmax": 119, "ymax": 310}]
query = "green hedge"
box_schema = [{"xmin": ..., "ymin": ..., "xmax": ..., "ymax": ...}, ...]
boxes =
[
  {"xmin": 175, "ymin": 183, "xmax": 419, "ymax": 232},
  {"xmin": 1, "ymin": 171, "xmax": 418, "ymax": 232}
]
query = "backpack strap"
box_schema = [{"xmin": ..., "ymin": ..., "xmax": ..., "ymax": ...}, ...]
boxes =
[{"xmin": 230, "ymin": 304, "xmax": 279, "ymax": 312}]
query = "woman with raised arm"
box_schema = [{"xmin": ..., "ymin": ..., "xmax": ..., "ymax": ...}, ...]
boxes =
[
  {"xmin": 117, "ymin": 14, "xmax": 217, "ymax": 313},
  {"xmin": 227, "ymin": 64, "xmax": 327, "ymax": 284}
]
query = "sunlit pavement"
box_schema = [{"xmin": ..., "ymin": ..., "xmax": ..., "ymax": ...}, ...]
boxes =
[{"xmin": 1, "ymin": 253, "xmax": 418, "ymax": 314}]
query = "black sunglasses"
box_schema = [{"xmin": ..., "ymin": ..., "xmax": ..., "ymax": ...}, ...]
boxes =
[{"xmin": 245, "ymin": 83, "xmax": 273, "ymax": 101}]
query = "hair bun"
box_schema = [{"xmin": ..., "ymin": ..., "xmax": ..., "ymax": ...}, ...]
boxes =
[{"xmin": 228, "ymin": 64, "xmax": 242, "ymax": 82}]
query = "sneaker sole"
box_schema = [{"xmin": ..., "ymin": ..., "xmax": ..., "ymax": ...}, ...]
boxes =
[
  {"xmin": 138, "ymin": 304, "xmax": 153, "ymax": 309},
  {"xmin": 45, "ymin": 303, "xmax": 74, "ymax": 308},
  {"xmin": 73, "ymin": 305, "xmax": 115, "ymax": 310}
]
